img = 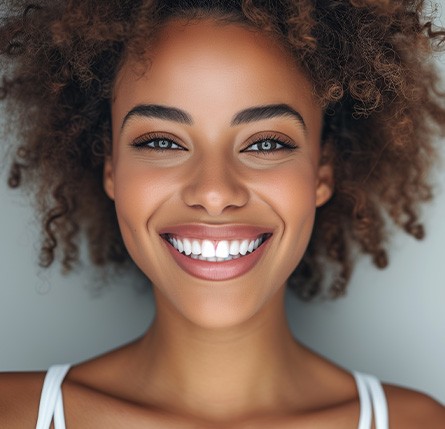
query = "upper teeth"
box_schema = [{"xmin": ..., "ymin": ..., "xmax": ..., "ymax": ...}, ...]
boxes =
[{"xmin": 167, "ymin": 235, "xmax": 266, "ymax": 259}]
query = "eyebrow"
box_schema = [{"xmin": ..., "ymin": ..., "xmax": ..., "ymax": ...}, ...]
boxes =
[
  {"xmin": 122, "ymin": 104, "xmax": 193, "ymax": 129},
  {"xmin": 121, "ymin": 103, "xmax": 306, "ymax": 132},
  {"xmin": 231, "ymin": 104, "xmax": 306, "ymax": 131}
]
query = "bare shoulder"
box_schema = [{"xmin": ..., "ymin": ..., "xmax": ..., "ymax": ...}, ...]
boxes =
[
  {"xmin": 0, "ymin": 370, "xmax": 46, "ymax": 428},
  {"xmin": 384, "ymin": 384, "xmax": 445, "ymax": 428}
]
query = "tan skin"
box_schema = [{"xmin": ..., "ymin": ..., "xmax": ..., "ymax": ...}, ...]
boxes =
[{"xmin": 1, "ymin": 18, "xmax": 445, "ymax": 429}]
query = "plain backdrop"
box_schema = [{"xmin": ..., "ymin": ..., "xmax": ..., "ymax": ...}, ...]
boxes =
[{"xmin": 1, "ymin": 2, "xmax": 445, "ymax": 405}]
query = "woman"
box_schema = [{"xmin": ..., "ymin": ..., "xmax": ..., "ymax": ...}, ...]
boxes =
[{"xmin": 1, "ymin": 0, "xmax": 444, "ymax": 427}]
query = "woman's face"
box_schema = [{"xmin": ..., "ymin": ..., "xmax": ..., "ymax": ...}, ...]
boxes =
[{"xmin": 105, "ymin": 19, "xmax": 332, "ymax": 328}]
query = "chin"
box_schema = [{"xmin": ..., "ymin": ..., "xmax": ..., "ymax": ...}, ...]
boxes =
[{"xmin": 152, "ymin": 278, "xmax": 282, "ymax": 330}]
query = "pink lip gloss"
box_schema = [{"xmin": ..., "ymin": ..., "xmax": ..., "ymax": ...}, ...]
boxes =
[{"xmin": 162, "ymin": 237, "xmax": 270, "ymax": 281}]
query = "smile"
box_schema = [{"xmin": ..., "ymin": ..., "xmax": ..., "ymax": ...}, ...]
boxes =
[
  {"xmin": 158, "ymin": 225, "xmax": 273, "ymax": 281},
  {"xmin": 162, "ymin": 233, "xmax": 271, "ymax": 262}
]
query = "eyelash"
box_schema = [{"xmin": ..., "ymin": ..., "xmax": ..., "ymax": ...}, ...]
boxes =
[
  {"xmin": 242, "ymin": 134, "xmax": 298, "ymax": 154},
  {"xmin": 130, "ymin": 133, "xmax": 299, "ymax": 154},
  {"xmin": 131, "ymin": 133, "xmax": 184, "ymax": 152}
]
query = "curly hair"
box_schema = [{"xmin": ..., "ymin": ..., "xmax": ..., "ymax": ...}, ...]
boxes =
[{"xmin": 1, "ymin": 0, "xmax": 445, "ymax": 299}]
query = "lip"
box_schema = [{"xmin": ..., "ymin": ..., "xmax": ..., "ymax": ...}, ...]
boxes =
[
  {"xmin": 158, "ymin": 224, "xmax": 273, "ymax": 241},
  {"xmin": 158, "ymin": 224, "xmax": 273, "ymax": 281}
]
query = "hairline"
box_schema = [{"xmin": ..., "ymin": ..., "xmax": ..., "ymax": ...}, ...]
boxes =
[{"xmin": 112, "ymin": 10, "xmax": 300, "ymax": 105}]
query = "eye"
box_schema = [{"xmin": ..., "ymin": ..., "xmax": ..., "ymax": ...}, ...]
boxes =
[
  {"xmin": 131, "ymin": 134, "xmax": 186, "ymax": 151},
  {"xmin": 242, "ymin": 135, "xmax": 298, "ymax": 154},
  {"xmin": 247, "ymin": 140, "xmax": 283, "ymax": 152}
]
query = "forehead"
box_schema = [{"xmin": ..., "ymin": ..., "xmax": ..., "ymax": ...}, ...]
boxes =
[{"xmin": 112, "ymin": 19, "xmax": 321, "ymax": 130}]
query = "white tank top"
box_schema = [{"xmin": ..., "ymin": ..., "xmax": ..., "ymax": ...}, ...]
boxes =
[{"xmin": 35, "ymin": 364, "xmax": 388, "ymax": 429}]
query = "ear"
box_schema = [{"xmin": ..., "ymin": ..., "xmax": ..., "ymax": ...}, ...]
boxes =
[
  {"xmin": 103, "ymin": 156, "xmax": 115, "ymax": 200},
  {"xmin": 315, "ymin": 143, "xmax": 335, "ymax": 207}
]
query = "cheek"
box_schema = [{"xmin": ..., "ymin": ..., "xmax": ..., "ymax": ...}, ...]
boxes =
[
  {"xmin": 253, "ymin": 161, "xmax": 318, "ymax": 221},
  {"xmin": 254, "ymin": 162, "xmax": 318, "ymax": 267},
  {"xmin": 111, "ymin": 162, "xmax": 175, "ymax": 254}
]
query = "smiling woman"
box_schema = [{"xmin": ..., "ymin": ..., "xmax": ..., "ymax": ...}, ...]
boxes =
[
  {"xmin": 103, "ymin": 19, "xmax": 331, "ymax": 330},
  {"xmin": 1, "ymin": 0, "xmax": 445, "ymax": 428}
]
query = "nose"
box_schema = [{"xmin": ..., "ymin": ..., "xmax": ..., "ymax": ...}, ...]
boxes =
[{"xmin": 181, "ymin": 155, "xmax": 249, "ymax": 216}]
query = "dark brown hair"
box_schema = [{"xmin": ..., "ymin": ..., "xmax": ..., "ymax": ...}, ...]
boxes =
[{"xmin": 1, "ymin": 0, "xmax": 445, "ymax": 299}]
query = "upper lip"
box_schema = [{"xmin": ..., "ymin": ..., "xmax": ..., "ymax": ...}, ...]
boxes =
[{"xmin": 158, "ymin": 224, "xmax": 274, "ymax": 241}]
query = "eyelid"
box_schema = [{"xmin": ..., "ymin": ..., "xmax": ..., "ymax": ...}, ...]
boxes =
[
  {"xmin": 129, "ymin": 131, "xmax": 299, "ymax": 153},
  {"xmin": 241, "ymin": 133, "xmax": 299, "ymax": 152},
  {"xmin": 130, "ymin": 132, "xmax": 187, "ymax": 150}
]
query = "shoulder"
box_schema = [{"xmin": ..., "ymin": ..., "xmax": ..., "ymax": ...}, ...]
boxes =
[
  {"xmin": 384, "ymin": 384, "xmax": 445, "ymax": 428},
  {"xmin": 0, "ymin": 370, "xmax": 46, "ymax": 428}
]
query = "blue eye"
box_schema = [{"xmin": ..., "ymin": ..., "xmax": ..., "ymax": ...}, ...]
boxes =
[
  {"xmin": 146, "ymin": 139, "xmax": 182, "ymax": 150},
  {"xmin": 246, "ymin": 140, "xmax": 284, "ymax": 152},
  {"xmin": 131, "ymin": 135, "xmax": 185, "ymax": 151},
  {"xmin": 243, "ymin": 137, "xmax": 297, "ymax": 153}
]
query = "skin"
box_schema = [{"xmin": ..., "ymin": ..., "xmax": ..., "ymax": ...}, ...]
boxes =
[
  {"xmin": 1, "ymin": 18, "xmax": 444, "ymax": 429},
  {"xmin": 106, "ymin": 19, "xmax": 332, "ymax": 332},
  {"xmin": 103, "ymin": 16, "xmax": 335, "ymax": 422}
]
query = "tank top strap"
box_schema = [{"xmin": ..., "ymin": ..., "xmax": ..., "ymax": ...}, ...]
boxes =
[
  {"xmin": 364, "ymin": 374, "xmax": 389, "ymax": 429},
  {"xmin": 353, "ymin": 372, "xmax": 372, "ymax": 429},
  {"xmin": 353, "ymin": 372, "xmax": 389, "ymax": 429},
  {"xmin": 35, "ymin": 364, "xmax": 71, "ymax": 429}
]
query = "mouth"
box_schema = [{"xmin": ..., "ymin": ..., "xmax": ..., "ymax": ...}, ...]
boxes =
[{"xmin": 160, "ymin": 233, "xmax": 272, "ymax": 263}]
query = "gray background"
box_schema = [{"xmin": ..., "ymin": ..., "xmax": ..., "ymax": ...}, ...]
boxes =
[{"xmin": 1, "ymin": 2, "xmax": 445, "ymax": 404}]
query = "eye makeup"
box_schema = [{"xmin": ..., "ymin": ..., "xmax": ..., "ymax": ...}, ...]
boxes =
[
  {"xmin": 131, "ymin": 132, "xmax": 187, "ymax": 152},
  {"xmin": 130, "ymin": 131, "xmax": 299, "ymax": 155}
]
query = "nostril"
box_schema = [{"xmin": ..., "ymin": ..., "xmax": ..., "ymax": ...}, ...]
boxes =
[{"xmin": 182, "ymin": 175, "xmax": 250, "ymax": 215}]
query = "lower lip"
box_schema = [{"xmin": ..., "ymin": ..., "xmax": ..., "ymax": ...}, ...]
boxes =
[{"xmin": 162, "ymin": 238, "xmax": 270, "ymax": 281}]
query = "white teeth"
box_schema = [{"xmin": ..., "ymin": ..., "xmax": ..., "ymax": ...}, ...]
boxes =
[
  {"xmin": 201, "ymin": 240, "xmax": 216, "ymax": 258},
  {"xmin": 166, "ymin": 234, "xmax": 268, "ymax": 261},
  {"xmin": 183, "ymin": 238, "xmax": 192, "ymax": 255},
  {"xmin": 229, "ymin": 240, "xmax": 240, "ymax": 255},
  {"xmin": 192, "ymin": 240, "xmax": 201, "ymax": 255},
  {"xmin": 239, "ymin": 240, "xmax": 249, "ymax": 256},
  {"xmin": 215, "ymin": 240, "xmax": 230, "ymax": 258}
]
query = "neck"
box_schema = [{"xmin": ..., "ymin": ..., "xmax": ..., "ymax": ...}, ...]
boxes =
[{"xmin": 130, "ymin": 285, "xmax": 306, "ymax": 422}]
